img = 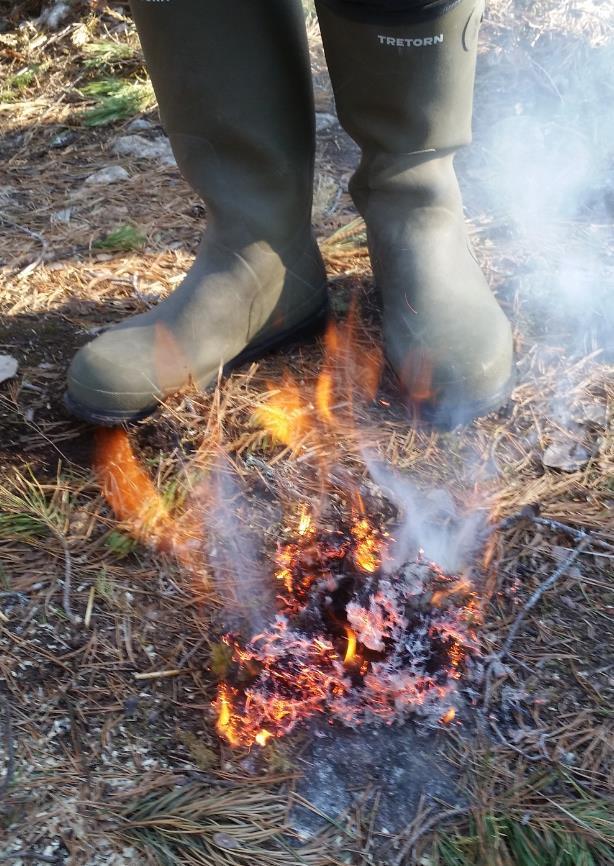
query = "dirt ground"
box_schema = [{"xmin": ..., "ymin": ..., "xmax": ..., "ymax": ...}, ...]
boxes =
[{"xmin": 0, "ymin": 1, "xmax": 612, "ymax": 864}]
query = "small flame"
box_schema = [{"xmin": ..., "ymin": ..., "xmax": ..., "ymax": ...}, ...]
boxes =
[
  {"xmin": 352, "ymin": 517, "xmax": 379, "ymax": 573},
  {"xmin": 252, "ymin": 378, "xmax": 309, "ymax": 449},
  {"xmin": 431, "ymin": 579, "xmax": 474, "ymax": 607},
  {"xmin": 315, "ymin": 370, "xmax": 335, "ymax": 426},
  {"xmin": 298, "ymin": 507, "xmax": 312, "ymax": 536},
  {"xmin": 441, "ymin": 707, "xmax": 456, "ymax": 724},
  {"xmin": 344, "ymin": 627, "xmax": 357, "ymax": 665},
  {"xmin": 216, "ymin": 684, "xmax": 240, "ymax": 747},
  {"xmin": 255, "ymin": 729, "xmax": 272, "ymax": 747},
  {"xmin": 94, "ymin": 428, "xmax": 170, "ymax": 544}
]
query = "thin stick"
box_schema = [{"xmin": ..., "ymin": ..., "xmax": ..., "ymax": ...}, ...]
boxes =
[
  {"xmin": 484, "ymin": 539, "xmax": 590, "ymax": 707},
  {"xmin": 500, "ymin": 538, "xmax": 590, "ymax": 658},
  {"xmin": 533, "ymin": 516, "xmax": 614, "ymax": 552},
  {"xmin": 496, "ymin": 510, "xmax": 614, "ymax": 552},
  {"xmin": 133, "ymin": 668, "xmax": 185, "ymax": 681},
  {"xmin": 0, "ymin": 696, "xmax": 15, "ymax": 801},
  {"xmin": 84, "ymin": 586, "xmax": 95, "ymax": 628},
  {"xmin": 53, "ymin": 530, "xmax": 75, "ymax": 624}
]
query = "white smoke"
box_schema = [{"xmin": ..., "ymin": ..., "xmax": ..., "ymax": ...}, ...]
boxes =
[
  {"xmin": 468, "ymin": 15, "xmax": 614, "ymax": 359},
  {"xmin": 364, "ymin": 450, "xmax": 486, "ymax": 575},
  {"xmin": 203, "ymin": 455, "xmax": 274, "ymax": 635}
]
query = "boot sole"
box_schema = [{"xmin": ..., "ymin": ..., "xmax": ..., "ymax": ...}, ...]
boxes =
[
  {"xmin": 63, "ymin": 301, "xmax": 329, "ymax": 426},
  {"xmin": 411, "ymin": 367, "xmax": 516, "ymax": 430}
]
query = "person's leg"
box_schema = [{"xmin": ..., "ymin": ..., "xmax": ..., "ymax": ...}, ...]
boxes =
[
  {"xmin": 316, "ymin": 0, "xmax": 514, "ymax": 426},
  {"xmin": 66, "ymin": 0, "xmax": 327, "ymax": 425}
]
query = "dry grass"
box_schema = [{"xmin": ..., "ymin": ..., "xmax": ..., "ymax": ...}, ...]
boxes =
[{"xmin": 1, "ymin": 1, "xmax": 613, "ymax": 864}]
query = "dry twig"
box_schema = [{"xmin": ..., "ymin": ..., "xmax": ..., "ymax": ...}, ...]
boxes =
[{"xmin": 484, "ymin": 538, "xmax": 591, "ymax": 707}]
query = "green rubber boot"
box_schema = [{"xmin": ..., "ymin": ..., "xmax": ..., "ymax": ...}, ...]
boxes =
[
  {"xmin": 316, "ymin": 0, "xmax": 514, "ymax": 426},
  {"xmin": 66, "ymin": 0, "xmax": 327, "ymax": 425}
]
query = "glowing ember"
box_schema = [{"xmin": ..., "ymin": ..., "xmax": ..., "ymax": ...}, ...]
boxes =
[{"xmin": 215, "ymin": 503, "xmax": 478, "ymax": 748}]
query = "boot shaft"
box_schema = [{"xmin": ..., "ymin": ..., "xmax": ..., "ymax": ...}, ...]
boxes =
[
  {"xmin": 316, "ymin": 0, "xmax": 484, "ymax": 154},
  {"xmin": 129, "ymin": 0, "xmax": 317, "ymax": 240}
]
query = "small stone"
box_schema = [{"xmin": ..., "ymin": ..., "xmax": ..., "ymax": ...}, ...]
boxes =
[
  {"xmin": 50, "ymin": 129, "xmax": 76, "ymax": 149},
  {"xmin": 542, "ymin": 439, "xmax": 590, "ymax": 472},
  {"xmin": 85, "ymin": 165, "xmax": 129, "ymax": 185},
  {"xmin": 572, "ymin": 402, "xmax": 607, "ymax": 428},
  {"xmin": 0, "ymin": 354, "xmax": 18, "ymax": 384},
  {"xmin": 112, "ymin": 134, "xmax": 176, "ymax": 166},
  {"xmin": 126, "ymin": 117, "xmax": 154, "ymax": 132},
  {"xmin": 51, "ymin": 207, "xmax": 72, "ymax": 224}
]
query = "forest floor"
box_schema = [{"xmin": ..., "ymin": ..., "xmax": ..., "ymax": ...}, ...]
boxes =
[{"xmin": 0, "ymin": 1, "xmax": 612, "ymax": 864}]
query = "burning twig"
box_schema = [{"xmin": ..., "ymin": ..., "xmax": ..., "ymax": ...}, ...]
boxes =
[{"xmin": 484, "ymin": 537, "xmax": 591, "ymax": 708}]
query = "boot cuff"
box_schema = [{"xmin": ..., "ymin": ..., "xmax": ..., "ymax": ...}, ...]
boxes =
[{"xmin": 315, "ymin": 0, "xmax": 463, "ymax": 23}]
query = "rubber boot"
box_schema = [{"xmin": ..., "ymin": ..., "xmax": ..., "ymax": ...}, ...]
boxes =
[
  {"xmin": 316, "ymin": 0, "xmax": 514, "ymax": 426},
  {"xmin": 66, "ymin": 0, "xmax": 327, "ymax": 425}
]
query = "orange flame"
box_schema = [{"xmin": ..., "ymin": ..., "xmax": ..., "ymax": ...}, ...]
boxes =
[
  {"xmin": 441, "ymin": 707, "xmax": 456, "ymax": 724},
  {"xmin": 252, "ymin": 377, "xmax": 309, "ymax": 449},
  {"xmin": 431, "ymin": 579, "xmax": 474, "ymax": 607},
  {"xmin": 298, "ymin": 507, "xmax": 312, "ymax": 536},
  {"xmin": 255, "ymin": 729, "xmax": 272, "ymax": 747},
  {"xmin": 352, "ymin": 517, "xmax": 379, "ymax": 574},
  {"xmin": 93, "ymin": 428, "xmax": 202, "ymax": 576},
  {"xmin": 215, "ymin": 684, "xmax": 240, "ymax": 747},
  {"xmin": 344, "ymin": 627, "xmax": 357, "ymax": 665},
  {"xmin": 94, "ymin": 428, "xmax": 172, "ymax": 548},
  {"xmin": 315, "ymin": 370, "xmax": 335, "ymax": 426}
]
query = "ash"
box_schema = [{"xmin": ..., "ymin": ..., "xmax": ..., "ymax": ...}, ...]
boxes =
[{"xmin": 291, "ymin": 714, "xmax": 470, "ymax": 842}]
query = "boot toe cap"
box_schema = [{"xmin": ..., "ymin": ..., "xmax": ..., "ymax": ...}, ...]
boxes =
[{"xmin": 66, "ymin": 335, "xmax": 164, "ymax": 424}]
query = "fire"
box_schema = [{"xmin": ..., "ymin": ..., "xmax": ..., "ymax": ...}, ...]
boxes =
[
  {"xmin": 344, "ymin": 627, "xmax": 357, "ymax": 665},
  {"xmin": 94, "ymin": 428, "xmax": 170, "ymax": 546},
  {"xmin": 252, "ymin": 377, "xmax": 310, "ymax": 449},
  {"xmin": 214, "ymin": 502, "xmax": 478, "ymax": 748},
  {"xmin": 215, "ymin": 684, "xmax": 240, "ymax": 747},
  {"xmin": 252, "ymin": 313, "xmax": 383, "ymax": 451},
  {"xmin": 255, "ymin": 729, "xmax": 272, "ymax": 747},
  {"xmin": 441, "ymin": 707, "xmax": 456, "ymax": 724},
  {"xmin": 431, "ymin": 578, "xmax": 474, "ymax": 607},
  {"xmin": 315, "ymin": 370, "xmax": 335, "ymax": 425},
  {"xmin": 298, "ymin": 507, "xmax": 312, "ymax": 536},
  {"xmin": 91, "ymin": 315, "xmax": 479, "ymax": 755},
  {"xmin": 352, "ymin": 517, "xmax": 379, "ymax": 573}
]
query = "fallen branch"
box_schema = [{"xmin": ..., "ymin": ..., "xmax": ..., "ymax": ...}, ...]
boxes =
[
  {"xmin": 496, "ymin": 508, "xmax": 614, "ymax": 552},
  {"xmin": 484, "ymin": 538, "xmax": 590, "ymax": 707}
]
